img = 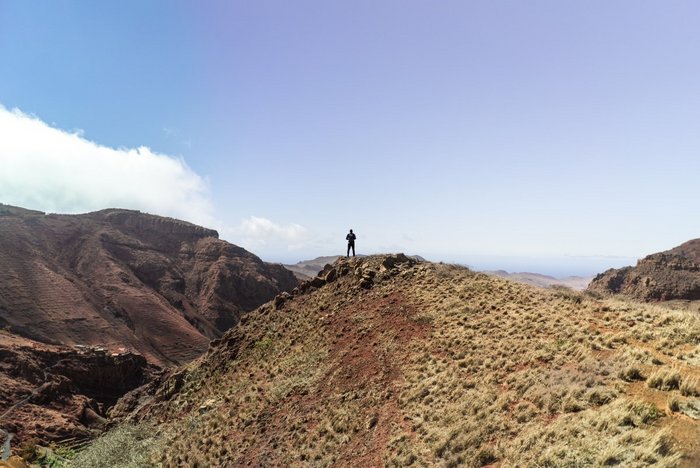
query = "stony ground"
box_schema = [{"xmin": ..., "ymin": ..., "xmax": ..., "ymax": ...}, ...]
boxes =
[{"xmin": 71, "ymin": 255, "xmax": 700, "ymax": 467}]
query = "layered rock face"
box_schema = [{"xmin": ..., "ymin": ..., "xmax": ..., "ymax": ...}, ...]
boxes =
[
  {"xmin": 588, "ymin": 239, "xmax": 700, "ymax": 300},
  {"xmin": 0, "ymin": 204, "xmax": 298, "ymax": 366}
]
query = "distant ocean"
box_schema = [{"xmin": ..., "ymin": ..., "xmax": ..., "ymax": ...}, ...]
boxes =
[
  {"xmin": 271, "ymin": 253, "xmax": 640, "ymax": 280},
  {"xmin": 431, "ymin": 255, "xmax": 639, "ymax": 279}
]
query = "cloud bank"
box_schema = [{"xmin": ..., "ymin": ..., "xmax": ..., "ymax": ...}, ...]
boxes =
[
  {"xmin": 0, "ymin": 106, "xmax": 215, "ymax": 227},
  {"xmin": 230, "ymin": 216, "xmax": 310, "ymax": 251}
]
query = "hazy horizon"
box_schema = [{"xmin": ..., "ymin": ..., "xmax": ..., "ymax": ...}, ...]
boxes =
[
  {"xmin": 270, "ymin": 251, "xmax": 636, "ymax": 278},
  {"xmin": 418, "ymin": 254, "xmax": 636, "ymax": 278},
  {"xmin": 0, "ymin": 198, "xmax": 641, "ymax": 277}
]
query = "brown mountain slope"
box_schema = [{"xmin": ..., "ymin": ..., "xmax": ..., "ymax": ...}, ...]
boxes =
[
  {"xmin": 0, "ymin": 204, "xmax": 298, "ymax": 366},
  {"xmin": 76, "ymin": 255, "xmax": 700, "ymax": 467},
  {"xmin": 588, "ymin": 239, "xmax": 700, "ymax": 301}
]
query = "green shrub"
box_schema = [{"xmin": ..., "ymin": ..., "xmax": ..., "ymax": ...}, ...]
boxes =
[{"xmin": 71, "ymin": 424, "xmax": 164, "ymax": 468}]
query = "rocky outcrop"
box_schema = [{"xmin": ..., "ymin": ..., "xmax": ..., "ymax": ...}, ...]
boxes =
[
  {"xmin": 289, "ymin": 253, "xmax": 417, "ymax": 296},
  {"xmin": 0, "ymin": 204, "xmax": 298, "ymax": 366},
  {"xmin": 588, "ymin": 239, "xmax": 700, "ymax": 300},
  {"xmin": 283, "ymin": 254, "xmax": 426, "ymax": 280}
]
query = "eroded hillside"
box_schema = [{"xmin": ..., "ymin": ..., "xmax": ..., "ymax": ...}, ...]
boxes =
[
  {"xmin": 75, "ymin": 255, "xmax": 700, "ymax": 467},
  {"xmin": 0, "ymin": 204, "xmax": 298, "ymax": 365},
  {"xmin": 0, "ymin": 204, "xmax": 298, "ymax": 454}
]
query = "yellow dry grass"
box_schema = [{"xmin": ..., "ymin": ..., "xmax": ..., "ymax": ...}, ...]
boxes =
[{"xmin": 73, "ymin": 256, "xmax": 700, "ymax": 467}]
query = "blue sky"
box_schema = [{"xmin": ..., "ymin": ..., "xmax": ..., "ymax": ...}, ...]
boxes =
[{"xmin": 1, "ymin": 1, "xmax": 699, "ymax": 275}]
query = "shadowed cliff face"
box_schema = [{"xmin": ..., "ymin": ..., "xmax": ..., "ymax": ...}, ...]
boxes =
[
  {"xmin": 588, "ymin": 239, "xmax": 700, "ymax": 301},
  {"xmin": 0, "ymin": 204, "xmax": 298, "ymax": 366}
]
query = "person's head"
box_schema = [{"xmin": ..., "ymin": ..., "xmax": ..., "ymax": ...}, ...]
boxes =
[{"xmin": 349, "ymin": 229, "xmax": 353, "ymax": 233}]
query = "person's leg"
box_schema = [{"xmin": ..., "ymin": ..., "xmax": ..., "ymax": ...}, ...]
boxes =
[
  {"xmin": 352, "ymin": 244, "xmax": 355, "ymax": 256},
  {"xmin": 347, "ymin": 244, "xmax": 350, "ymax": 257}
]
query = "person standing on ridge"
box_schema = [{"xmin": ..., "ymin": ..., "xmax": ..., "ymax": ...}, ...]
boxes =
[{"xmin": 346, "ymin": 229, "xmax": 356, "ymax": 257}]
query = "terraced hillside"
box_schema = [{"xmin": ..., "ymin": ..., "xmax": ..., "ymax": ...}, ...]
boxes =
[
  {"xmin": 75, "ymin": 255, "xmax": 700, "ymax": 467},
  {"xmin": 0, "ymin": 204, "xmax": 298, "ymax": 366}
]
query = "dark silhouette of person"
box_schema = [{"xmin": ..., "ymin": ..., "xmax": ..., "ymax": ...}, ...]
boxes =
[{"xmin": 346, "ymin": 229, "xmax": 356, "ymax": 257}]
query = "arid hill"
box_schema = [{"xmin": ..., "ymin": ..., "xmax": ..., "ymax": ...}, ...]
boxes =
[
  {"xmin": 0, "ymin": 204, "xmax": 298, "ymax": 366},
  {"xmin": 486, "ymin": 270, "xmax": 592, "ymax": 290},
  {"xmin": 73, "ymin": 255, "xmax": 700, "ymax": 467},
  {"xmin": 588, "ymin": 239, "xmax": 700, "ymax": 301}
]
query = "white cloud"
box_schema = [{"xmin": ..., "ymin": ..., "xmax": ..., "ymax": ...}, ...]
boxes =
[
  {"xmin": 0, "ymin": 106, "xmax": 215, "ymax": 227},
  {"xmin": 229, "ymin": 216, "xmax": 310, "ymax": 251}
]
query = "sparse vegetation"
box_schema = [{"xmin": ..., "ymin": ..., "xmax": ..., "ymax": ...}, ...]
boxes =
[
  {"xmin": 71, "ymin": 424, "xmax": 164, "ymax": 468},
  {"xmin": 76, "ymin": 256, "xmax": 699, "ymax": 466},
  {"xmin": 668, "ymin": 394, "xmax": 681, "ymax": 413},
  {"xmin": 648, "ymin": 369, "xmax": 682, "ymax": 391},
  {"xmin": 680, "ymin": 376, "xmax": 700, "ymax": 397},
  {"xmin": 619, "ymin": 364, "xmax": 644, "ymax": 381}
]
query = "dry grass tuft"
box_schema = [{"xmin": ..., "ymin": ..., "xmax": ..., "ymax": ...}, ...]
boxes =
[
  {"xmin": 71, "ymin": 424, "xmax": 164, "ymax": 468},
  {"xmin": 648, "ymin": 369, "xmax": 682, "ymax": 391},
  {"xmin": 680, "ymin": 376, "xmax": 700, "ymax": 397}
]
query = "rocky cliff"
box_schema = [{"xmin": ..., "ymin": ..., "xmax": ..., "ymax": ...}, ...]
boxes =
[
  {"xmin": 0, "ymin": 204, "xmax": 298, "ymax": 366},
  {"xmin": 587, "ymin": 239, "xmax": 700, "ymax": 301}
]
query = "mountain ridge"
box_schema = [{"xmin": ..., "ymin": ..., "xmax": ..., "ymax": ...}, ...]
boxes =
[{"xmin": 87, "ymin": 254, "xmax": 699, "ymax": 467}]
